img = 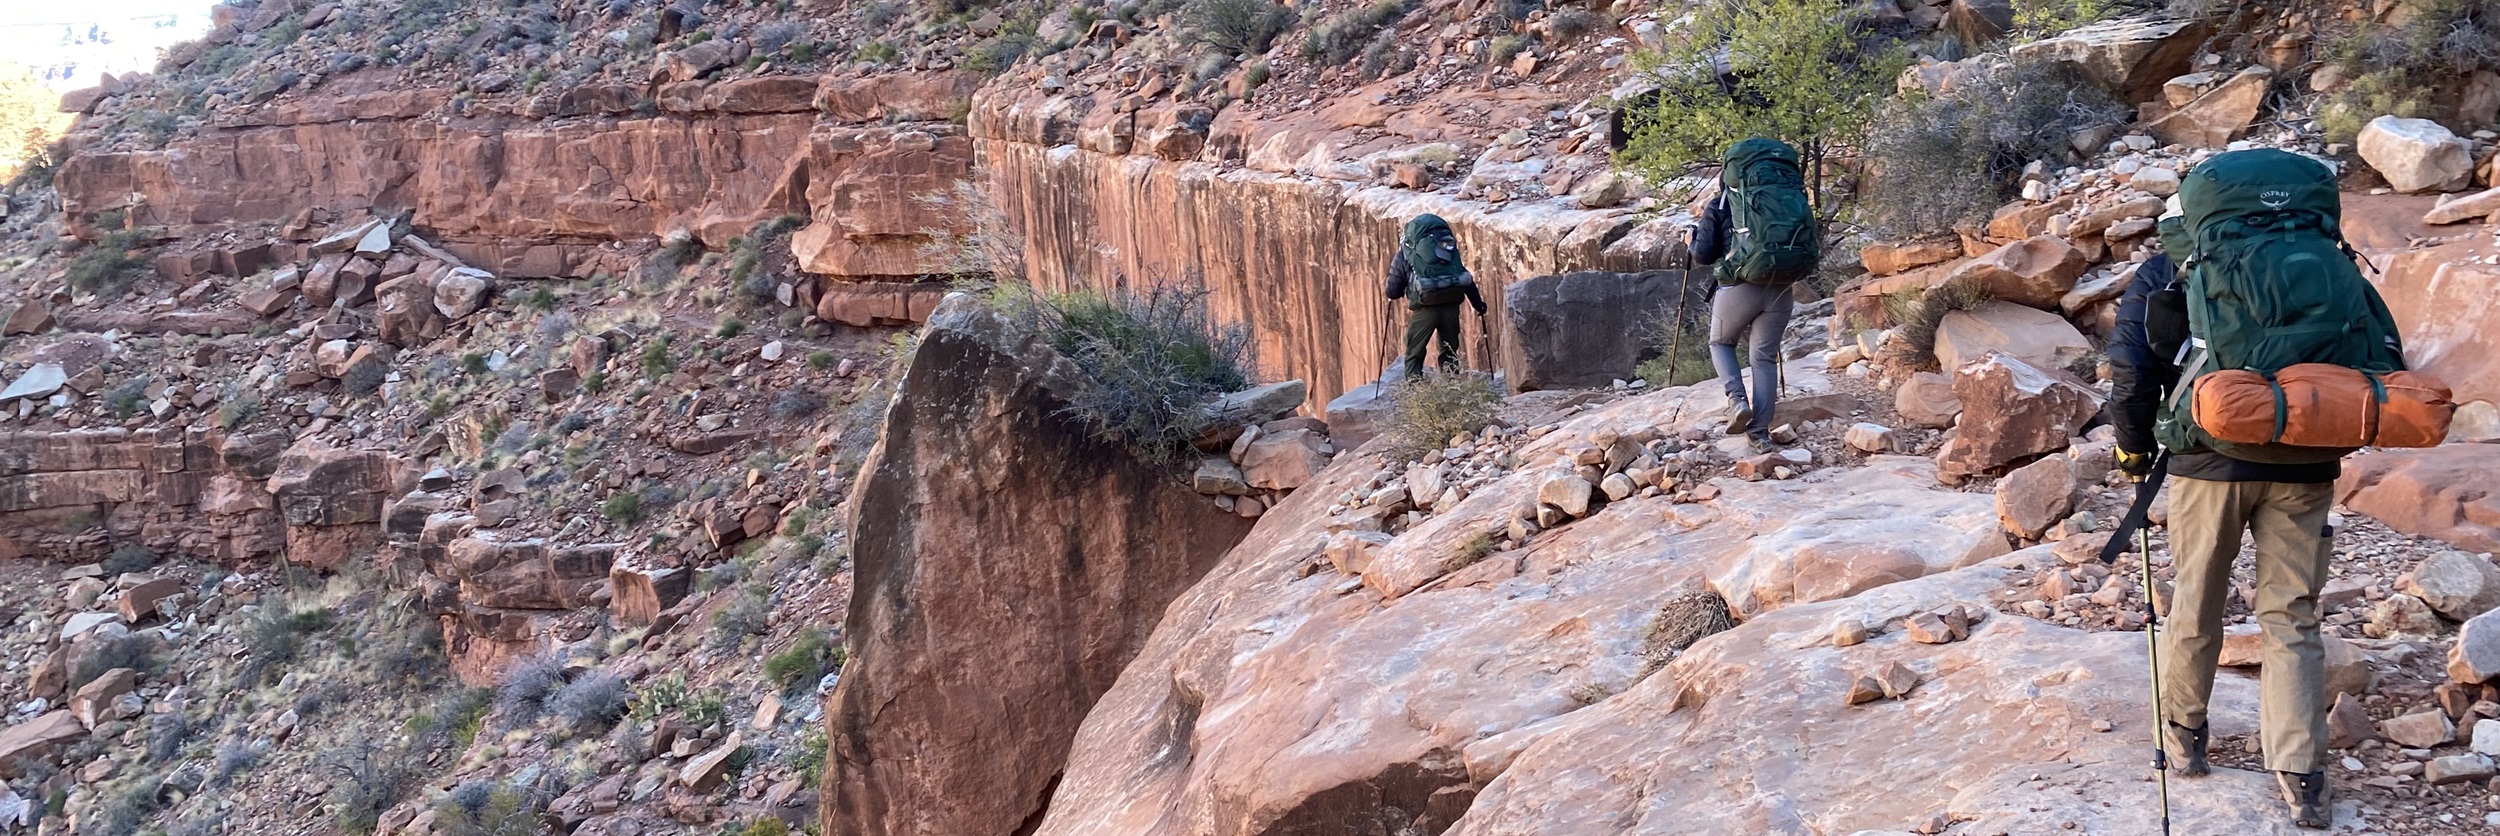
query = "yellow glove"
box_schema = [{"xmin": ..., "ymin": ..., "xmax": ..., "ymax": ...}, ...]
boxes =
[{"xmin": 2115, "ymin": 448, "xmax": 2154, "ymax": 482}]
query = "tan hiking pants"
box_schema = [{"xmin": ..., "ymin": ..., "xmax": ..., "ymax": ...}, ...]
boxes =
[{"xmin": 2159, "ymin": 477, "xmax": 2335, "ymax": 774}]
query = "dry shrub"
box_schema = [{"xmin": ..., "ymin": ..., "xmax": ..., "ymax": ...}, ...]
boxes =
[{"xmin": 1381, "ymin": 371, "xmax": 1502, "ymax": 465}]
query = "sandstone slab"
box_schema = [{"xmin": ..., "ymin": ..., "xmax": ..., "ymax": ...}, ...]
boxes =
[
  {"xmin": 1895, "ymin": 371, "xmax": 1962, "ymax": 429},
  {"xmin": 1934, "ymin": 301, "xmax": 2091, "ymax": 374},
  {"xmin": 2009, "ymin": 15, "xmax": 2204, "ymax": 102},
  {"xmin": 2146, "ymin": 66, "xmax": 2272, "ymax": 149},
  {"xmin": 1937, "ymin": 353, "xmax": 2103, "ymax": 482},
  {"xmin": 2339, "ymin": 446, "xmax": 2500, "ymax": 554},
  {"xmin": 1502, "ymin": 270, "xmax": 1699, "ymax": 391},
  {"xmin": 1946, "ymin": 237, "xmax": 2088, "ymax": 310}
]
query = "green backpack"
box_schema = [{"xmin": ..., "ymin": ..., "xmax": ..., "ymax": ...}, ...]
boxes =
[
  {"xmin": 2155, "ymin": 148, "xmax": 2408, "ymax": 464},
  {"xmin": 1401, "ymin": 214, "xmax": 1474, "ymax": 306},
  {"xmin": 1715, "ymin": 138, "xmax": 1820, "ymax": 286}
]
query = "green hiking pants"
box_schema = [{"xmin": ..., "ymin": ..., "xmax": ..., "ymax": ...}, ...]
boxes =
[
  {"xmin": 1404, "ymin": 302, "xmax": 1465, "ymax": 377},
  {"xmin": 2160, "ymin": 477, "xmax": 2335, "ymax": 774}
]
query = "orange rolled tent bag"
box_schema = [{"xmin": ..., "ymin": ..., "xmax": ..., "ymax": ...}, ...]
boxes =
[{"xmin": 2189, "ymin": 364, "xmax": 2454, "ymax": 449}]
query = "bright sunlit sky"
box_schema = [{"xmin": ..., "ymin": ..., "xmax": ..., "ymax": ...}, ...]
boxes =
[{"xmin": 0, "ymin": 0, "xmax": 217, "ymax": 89}]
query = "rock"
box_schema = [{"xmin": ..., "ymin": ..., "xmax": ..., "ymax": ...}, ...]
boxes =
[
  {"xmin": 1896, "ymin": 372, "xmax": 1963, "ymax": 429},
  {"xmin": 2451, "ymin": 607, "xmax": 2500, "ymax": 683},
  {"xmin": 1936, "ymin": 353, "xmax": 2103, "ymax": 482},
  {"xmin": 2475, "ymin": 718, "xmax": 2500, "ymax": 756},
  {"xmin": 70, "ymin": 668, "xmax": 136, "ymax": 729},
  {"xmin": 1834, "ymin": 619, "xmax": 1869, "ymax": 647},
  {"xmin": 2008, "ymin": 15, "xmax": 2204, "ymax": 102},
  {"xmin": 2328, "ymin": 693, "xmax": 2374, "ymax": 749},
  {"xmin": 1846, "ymin": 675, "xmax": 1887, "ymax": 705},
  {"xmin": 2401, "ymin": 550, "xmax": 2500, "ymax": 621},
  {"xmin": 2372, "ymin": 592, "xmax": 2444, "ymax": 637},
  {"xmin": 2146, "ymin": 67, "xmax": 2272, "ymax": 149},
  {"xmin": 2058, "ymin": 264, "xmax": 2135, "ymax": 316},
  {"xmin": 1503, "ymin": 270, "xmax": 1700, "ymax": 391},
  {"xmin": 2359, "ymin": 115, "xmax": 2475, "ymax": 194},
  {"xmin": 1934, "ymin": 302, "xmax": 2092, "ymax": 376},
  {"xmin": 2339, "ymin": 447, "xmax": 2500, "ymax": 554},
  {"xmin": 1944, "ymin": 0, "xmax": 2012, "ymax": 47},
  {"xmin": 2129, "ymin": 166, "xmax": 2180, "ymax": 197},
  {"xmin": 2426, "ymin": 753, "xmax": 2495, "ymax": 785},
  {"xmin": 679, "ymin": 730, "xmax": 742, "ymax": 791},
  {"xmin": 1539, "ymin": 474, "xmax": 1595, "ymax": 518},
  {"xmin": 1, "ymin": 300, "xmax": 53, "ymax": 335},
  {"xmin": 608, "ymin": 565, "xmax": 689, "ymax": 626},
  {"xmin": 0, "ymin": 712, "xmax": 85, "ymax": 779},
  {"xmin": 1193, "ymin": 458, "xmax": 1252, "ymax": 496},
  {"xmin": 59, "ymin": 611, "xmax": 121, "ymax": 643},
  {"xmin": 1876, "ymin": 661, "xmax": 1922, "ymax": 699},
  {"xmin": 1945, "ymin": 237, "xmax": 2088, "ymax": 311},
  {"xmin": 1239, "ymin": 428, "xmax": 1331, "ymax": 491},
  {"xmin": 2425, "ymin": 186, "xmax": 2500, "ymax": 225},
  {"xmin": 826, "ymin": 296, "xmax": 1254, "ymax": 836},
  {"xmin": 432, "ymin": 268, "xmax": 493, "ymax": 319},
  {"xmin": 1994, "ymin": 455, "xmax": 2076, "ymax": 541},
  {"xmin": 1600, "ymin": 472, "xmax": 1636, "ymax": 502},
  {"xmin": 310, "ymin": 219, "xmax": 385, "ymax": 256},
  {"xmin": 664, "ymin": 40, "xmax": 734, "ymax": 82},
  {"xmin": 115, "ymin": 576, "xmax": 182, "ymax": 623},
  {"xmin": 0, "ymin": 363, "xmax": 67, "ymax": 402},
  {"xmin": 1844, "ymin": 423, "xmax": 1897, "ymax": 454},
  {"xmin": 1860, "ymin": 240, "xmax": 1962, "ymax": 277},
  {"xmin": 1905, "ymin": 611, "xmax": 1955, "ymax": 644},
  {"xmin": 1207, "ymin": 380, "xmax": 1307, "ymax": 424},
  {"xmin": 2382, "ymin": 709, "xmax": 2455, "ymax": 749}
]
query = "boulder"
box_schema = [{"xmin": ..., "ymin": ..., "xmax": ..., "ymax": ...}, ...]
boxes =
[
  {"xmin": 2059, "ymin": 264, "xmax": 2135, "ymax": 316},
  {"xmin": 2381, "ymin": 709, "xmax": 2454, "ymax": 750},
  {"xmin": 1937, "ymin": 353, "xmax": 2103, "ymax": 481},
  {"xmin": 1206, "ymin": 380, "xmax": 1307, "ymax": 425},
  {"xmin": 1934, "ymin": 301, "xmax": 2092, "ymax": 374},
  {"xmin": 2338, "ymin": 446, "xmax": 2500, "ymax": 554},
  {"xmin": 0, "ymin": 363, "xmax": 67, "ymax": 402},
  {"xmin": 2424, "ymin": 186, "xmax": 2500, "ymax": 225},
  {"xmin": 2217, "ymin": 627, "xmax": 2372, "ymax": 697},
  {"xmin": 1995, "ymin": 455, "xmax": 2076, "ymax": 541},
  {"xmin": 1322, "ymin": 373, "xmax": 1400, "ymax": 449},
  {"xmin": 115, "ymin": 576, "xmax": 182, "ymax": 623},
  {"xmin": 2146, "ymin": 67, "xmax": 2272, "ymax": 149},
  {"xmin": 432, "ymin": 268, "xmax": 493, "ymax": 319},
  {"xmin": 1, "ymin": 301, "xmax": 53, "ymax": 335},
  {"xmin": 680, "ymin": 731, "xmax": 742, "ymax": 792},
  {"xmin": 2452, "ymin": 606, "xmax": 2500, "ymax": 683},
  {"xmin": 1946, "ymin": 237, "xmax": 2088, "ymax": 310},
  {"xmin": 826, "ymin": 295, "xmax": 1254, "ymax": 836},
  {"xmin": 375, "ymin": 273, "xmax": 445, "ymax": 347},
  {"xmin": 2400, "ymin": 550, "xmax": 2500, "ymax": 622},
  {"xmin": 663, "ymin": 40, "xmax": 734, "ymax": 82},
  {"xmin": 1538, "ymin": 474, "xmax": 1595, "ymax": 518},
  {"xmin": 1239, "ymin": 428, "xmax": 1332, "ymax": 491},
  {"xmin": 1502, "ymin": 270, "xmax": 1702, "ymax": 391},
  {"xmin": 1844, "ymin": 423, "xmax": 1898, "ymax": 453},
  {"xmin": 69, "ymin": 668, "xmax": 136, "ymax": 729},
  {"xmin": 442, "ymin": 536, "xmax": 617, "ymax": 610},
  {"xmin": 2358, "ymin": 116, "xmax": 2475, "ymax": 194},
  {"xmin": 1860, "ymin": 240, "xmax": 1962, "ymax": 277},
  {"xmin": 1193, "ymin": 458, "xmax": 1252, "ymax": 496},
  {"xmin": 1945, "ymin": 0, "xmax": 2012, "ymax": 47},
  {"xmin": 2008, "ymin": 15, "xmax": 2205, "ymax": 102},
  {"xmin": 1895, "ymin": 371, "xmax": 1963, "ymax": 429},
  {"xmin": 2427, "ymin": 753, "xmax": 2497, "ymax": 785},
  {"xmin": 0, "ymin": 712, "xmax": 85, "ymax": 779}
]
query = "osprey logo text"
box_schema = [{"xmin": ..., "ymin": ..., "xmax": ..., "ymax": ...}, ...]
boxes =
[{"xmin": 2260, "ymin": 189, "xmax": 2292, "ymax": 209}]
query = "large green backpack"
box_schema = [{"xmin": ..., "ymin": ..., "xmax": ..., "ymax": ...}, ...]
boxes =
[
  {"xmin": 1401, "ymin": 214, "xmax": 1474, "ymax": 306},
  {"xmin": 1715, "ymin": 138, "xmax": 1820, "ymax": 286},
  {"xmin": 2155, "ymin": 148, "xmax": 2408, "ymax": 464}
]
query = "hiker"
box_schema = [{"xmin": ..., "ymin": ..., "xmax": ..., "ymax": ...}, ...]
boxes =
[
  {"xmin": 2109, "ymin": 150, "xmax": 2447, "ymax": 830},
  {"xmin": 1689, "ymin": 137, "xmax": 1819, "ymax": 451},
  {"xmin": 1384, "ymin": 213, "xmax": 1485, "ymax": 378}
]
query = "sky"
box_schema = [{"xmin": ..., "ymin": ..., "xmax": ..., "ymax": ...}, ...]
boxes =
[{"xmin": 0, "ymin": 0, "xmax": 217, "ymax": 90}]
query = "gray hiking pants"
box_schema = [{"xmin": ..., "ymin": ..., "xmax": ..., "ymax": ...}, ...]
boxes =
[{"xmin": 1708, "ymin": 282, "xmax": 1794, "ymax": 436}]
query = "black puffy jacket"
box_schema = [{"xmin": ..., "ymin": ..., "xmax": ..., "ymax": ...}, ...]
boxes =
[{"xmin": 2106, "ymin": 253, "xmax": 2340, "ymax": 484}]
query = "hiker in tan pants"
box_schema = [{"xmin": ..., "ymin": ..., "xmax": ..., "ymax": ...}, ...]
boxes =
[{"xmin": 2157, "ymin": 479, "xmax": 2335, "ymax": 777}]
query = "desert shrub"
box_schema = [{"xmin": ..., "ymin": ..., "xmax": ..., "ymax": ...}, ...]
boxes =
[
  {"xmin": 716, "ymin": 316, "xmax": 747, "ymax": 338},
  {"xmin": 708, "ymin": 586, "xmax": 773, "ymax": 651},
  {"xmin": 491, "ymin": 652, "xmax": 568, "ymax": 729},
  {"xmin": 406, "ymin": 687, "xmax": 493, "ymax": 755},
  {"xmin": 725, "ymin": 819, "xmax": 794, "ymax": 836},
  {"xmin": 1380, "ymin": 371, "xmax": 1503, "ymax": 465},
  {"xmin": 433, "ymin": 780, "xmax": 549, "ymax": 836},
  {"xmin": 1636, "ymin": 287, "xmax": 1715, "ymax": 388},
  {"xmin": 146, "ymin": 713, "xmax": 194, "ymax": 763},
  {"xmin": 66, "ymin": 231, "xmax": 150, "ymax": 299},
  {"xmin": 167, "ymin": 814, "xmax": 226, "ymax": 836},
  {"xmin": 600, "ymin": 489, "xmax": 646, "ymax": 524},
  {"xmin": 101, "ymin": 543, "xmax": 158, "ymax": 575},
  {"xmin": 764, "ymin": 630, "xmax": 844, "ymax": 695},
  {"xmin": 1642, "ymin": 588, "xmax": 1735, "ymax": 671},
  {"xmin": 1487, "ymin": 34, "xmax": 1528, "ymax": 66},
  {"xmin": 1859, "ymin": 56, "xmax": 2124, "ymax": 239},
  {"xmin": 991, "ymin": 284, "xmax": 1254, "ymax": 464},
  {"xmin": 754, "ymin": 20, "xmax": 806, "ymax": 52},
  {"xmin": 1621, "ymin": 0, "xmax": 1910, "ymax": 205},
  {"xmin": 1545, "ymin": 7, "xmax": 1601, "ymax": 43},
  {"xmin": 85, "ymin": 778, "xmax": 158, "ymax": 836},
  {"xmin": 2317, "ymin": 0, "xmax": 2500, "ymax": 143},
  {"xmin": 1884, "ymin": 275, "xmax": 1994, "ymax": 371},
  {"xmin": 326, "ymin": 739, "xmax": 418, "ymax": 834},
  {"xmin": 1304, "ymin": 0, "xmax": 1407, "ymax": 64},
  {"xmin": 211, "ymin": 739, "xmax": 263, "ymax": 786},
  {"xmin": 76, "ymin": 634, "xmax": 163, "ymax": 684},
  {"xmin": 2009, "ymin": 0, "xmax": 2131, "ymax": 39},
  {"xmin": 1191, "ymin": 0, "xmax": 1295, "ymax": 56},
  {"xmin": 770, "ymin": 388, "xmax": 826, "ymax": 420},
  {"xmin": 807, "ymin": 350, "xmax": 837, "ymax": 370},
  {"xmin": 855, "ymin": 40, "xmax": 901, "ymax": 63},
  {"xmin": 103, "ymin": 378, "xmax": 148, "ymax": 416},
  {"xmin": 788, "ymin": 730, "xmax": 829, "ymax": 784},
  {"xmin": 639, "ymin": 336, "xmax": 674, "ymax": 377},
  {"xmin": 546, "ymin": 670, "xmax": 629, "ymax": 737}
]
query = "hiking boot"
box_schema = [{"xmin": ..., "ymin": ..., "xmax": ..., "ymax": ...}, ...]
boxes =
[
  {"xmin": 1746, "ymin": 432, "xmax": 1776, "ymax": 456},
  {"xmin": 2163, "ymin": 722, "xmax": 2209, "ymax": 777},
  {"xmin": 2275, "ymin": 770, "xmax": 2329, "ymax": 829},
  {"xmin": 1724, "ymin": 404, "xmax": 1754, "ymax": 436}
]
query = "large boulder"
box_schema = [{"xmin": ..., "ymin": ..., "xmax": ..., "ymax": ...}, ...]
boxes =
[
  {"xmin": 1502, "ymin": 269, "xmax": 1700, "ymax": 391},
  {"xmin": 1995, "ymin": 454, "xmax": 2077, "ymax": 541},
  {"xmin": 0, "ymin": 711, "xmax": 85, "ymax": 779},
  {"xmin": 2009, "ymin": 15, "xmax": 2206, "ymax": 103},
  {"xmin": 2400, "ymin": 551, "xmax": 2500, "ymax": 622},
  {"xmin": 1945, "ymin": 236, "xmax": 2088, "ymax": 310},
  {"xmin": 263, "ymin": 440, "xmax": 394, "ymax": 568},
  {"xmin": 438, "ymin": 536, "xmax": 618, "ymax": 610},
  {"xmin": 2146, "ymin": 66, "xmax": 2272, "ymax": 149},
  {"xmin": 824, "ymin": 295, "xmax": 1255, "ymax": 836},
  {"xmin": 1896, "ymin": 371, "xmax": 1963, "ymax": 429},
  {"xmin": 1934, "ymin": 301, "xmax": 2092, "ymax": 374},
  {"xmin": 1859, "ymin": 240, "xmax": 1962, "ymax": 277},
  {"xmin": 2339, "ymin": 446, "xmax": 2500, "ymax": 554},
  {"xmin": 1937, "ymin": 353, "xmax": 2104, "ymax": 482},
  {"xmin": 2359, "ymin": 116, "xmax": 2475, "ymax": 194}
]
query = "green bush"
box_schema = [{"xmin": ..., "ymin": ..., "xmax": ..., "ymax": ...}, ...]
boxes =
[
  {"xmin": 1304, "ymin": 0, "xmax": 1408, "ymax": 64},
  {"xmin": 2317, "ymin": 0, "xmax": 2500, "ymax": 143},
  {"xmin": 431, "ymin": 780, "xmax": 546, "ymax": 836},
  {"xmin": 639, "ymin": 336, "xmax": 674, "ymax": 377},
  {"xmin": 1380, "ymin": 371, "xmax": 1502, "ymax": 465},
  {"xmin": 764, "ymin": 631, "xmax": 845, "ymax": 695},
  {"xmin": 1487, "ymin": 34, "xmax": 1527, "ymax": 67},
  {"xmin": 1859, "ymin": 56, "xmax": 2125, "ymax": 239},
  {"xmin": 991, "ymin": 285, "xmax": 1254, "ymax": 464},
  {"xmin": 855, "ymin": 40, "xmax": 901, "ymax": 64},
  {"xmin": 101, "ymin": 543, "xmax": 157, "ymax": 575},
  {"xmin": 1191, "ymin": 0, "xmax": 1296, "ymax": 56},
  {"xmin": 66, "ymin": 232, "xmax": 150, "ymax": 299},
  {"xmin": 708, "ymin": 586, "xmax": 773, "ymax": 651}
]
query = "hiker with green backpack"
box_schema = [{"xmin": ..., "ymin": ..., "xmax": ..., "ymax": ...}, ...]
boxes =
[
  {"xmin": 1385, "ymin": 213, "xmax": 1486, "ymax": 378},
  {"xmin": 1690, "ymin": 137, "xmax": 1819, "ymax": 452},
  {"xmin": 2106, "ymin": 148, "xmax": 2454, "ymax": 830}
]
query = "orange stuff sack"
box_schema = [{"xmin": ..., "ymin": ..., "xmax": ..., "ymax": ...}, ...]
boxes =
[{"xmin": 2190, "ymin": 365, "xmax": 2454, "ymax": 449}]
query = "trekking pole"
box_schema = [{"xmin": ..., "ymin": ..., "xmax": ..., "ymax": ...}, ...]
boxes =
[
  {"xmin": 1666, "ymin": 249, "xmax": 1695, "ymax": 428},
  {"xmin": 2141, "ymin": 517, "xmax": 2174, "ymax": 836}
]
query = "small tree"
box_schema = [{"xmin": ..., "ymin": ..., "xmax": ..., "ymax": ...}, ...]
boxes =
[{"xmin": 1619, "ymin": 0, "xmax": 1910, "ymax": 211}]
